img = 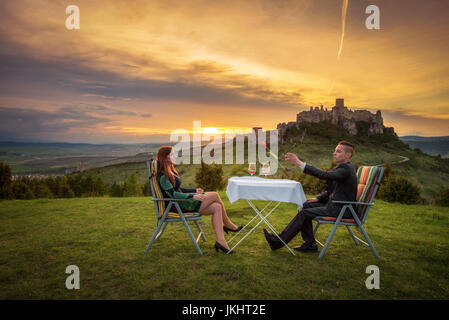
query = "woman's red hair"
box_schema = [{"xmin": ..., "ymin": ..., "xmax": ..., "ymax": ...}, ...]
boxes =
[{"xmin": 156, "ymin": 145, "xmax": 178, "ymax": 186}]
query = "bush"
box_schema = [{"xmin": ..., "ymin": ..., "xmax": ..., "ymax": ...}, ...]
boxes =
[
  {"xmin": 230, "ymin": 165, "xmax": 249, "ymax": 177},
  {"xmin": 58, "ymin": 183, "xmax": 75, "ymax": 198},
  {"xmin": 0, "ymin": 162, "xmax": 13, "ymax": 199},
  {"xmin": 377, "ymin": 175, "xmax": 422, "ymax": 204},
  {"xmin": 382, "ymin": 161, "xmax": 394, "ymax": 181},
  {"xmin": 435, "ymin": 187, "xmax": 449, "ymax": 207},
  {"xmin": 123, "ymin": 172, "xmax": 143, "ymax": 197},
  {"xmin": 194, "ymin": 162, "xmax": 226, "ymax": 191},
  {"xmin": 95, "ymin": 176, "xmax": 108, "ymax": 196},
  {"xmin": 110, "ymin": 182, "xmax": 124, "ymax": 197},
  {"xmin": 1, "ymin": 168, "xmax": 111, "ymax": 200},
  {"xmin": 11, "ymin": 181, "xmax": 35, "ymax": 199},
  {"xmin": 142, "ymin": 180, "xmax": 151, "ymax": 196},
  {"xmin": 45, "ymin": 177, "xmax": 60, "ymax": 196},
  {"xmin": 67, "ymin": 174, "xmax": 83, "ymax": 197},
  {"xmin": 34, "ymin": 183, "xmax": 54, "ymax": 199},
  {"xmin": 67, "ymin": 172, "xmax": 108, "ymax": 197}
]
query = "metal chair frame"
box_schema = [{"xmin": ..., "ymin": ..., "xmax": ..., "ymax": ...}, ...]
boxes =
[
  {"xmin": 145, "ymin": 160, "xmax": 206, "ymax": 256},
  {"xmin": 313, "ymin": 167, "xmax": 384, "ymax": 260}
]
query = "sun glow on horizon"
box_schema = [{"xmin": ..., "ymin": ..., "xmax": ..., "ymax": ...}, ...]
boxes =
[{"xmin": 104, "ymin": 125, "xmax": 270, "ymax": 136}]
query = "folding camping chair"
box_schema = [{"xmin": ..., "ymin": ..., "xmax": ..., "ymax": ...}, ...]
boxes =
[
  {"xmin": 145, "ymin": 159, "xmax": 206, "ymax": 255},
  {"xmin": 313, "ymin": 166, "xmax": 384, "ymax": 260}
]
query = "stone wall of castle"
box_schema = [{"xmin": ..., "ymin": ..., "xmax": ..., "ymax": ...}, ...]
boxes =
[{"xmin": 277, "ymin": 99, "xmax": 394, "ymax": 139}]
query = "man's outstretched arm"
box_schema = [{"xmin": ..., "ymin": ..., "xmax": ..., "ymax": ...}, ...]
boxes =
[
  {"xmin": 303, "ymin": 163, "xmax": 351, "ymax": 181},
  {"xmin": 285, "ymin": 152, "xmax": 351, "ymax": 181}
]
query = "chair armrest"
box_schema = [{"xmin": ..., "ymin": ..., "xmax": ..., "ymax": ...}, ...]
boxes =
[
  {"xmin": 151, "ymin": 198, "xmax": 193, "ymax": 201},
  {"xmin": 332, "ymin": 200, "xmax": 373, "ymax": 206}
]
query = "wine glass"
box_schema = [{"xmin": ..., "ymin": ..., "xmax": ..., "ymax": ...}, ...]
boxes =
[
  {"xmin": 261, "ymin": 162, "xmax": 270, "ymax": 176},
  {"xmin": 248, "ymin": 163, "xmax": 256, "ymax": 176}
]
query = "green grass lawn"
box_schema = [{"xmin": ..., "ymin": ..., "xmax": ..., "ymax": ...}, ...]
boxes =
[{"xmin": 1, "ymin": 193, "xmax": 449, "ymax": 299}]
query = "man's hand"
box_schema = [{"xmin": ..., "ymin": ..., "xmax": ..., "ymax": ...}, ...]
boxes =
[
  {"xmin": 193, "ymin": 194, "xmax": 206, "ymax": 201},
  {"xmin": 196, "ymin": 188, "xmax": 204, "ymax": 194},
  {"xmin": 285, "ymin": 152, "xmax": 304, "ymax": 167},
  {"xmin": 306, "ymin": 197, "xmax": 319, "ymax": 203}
]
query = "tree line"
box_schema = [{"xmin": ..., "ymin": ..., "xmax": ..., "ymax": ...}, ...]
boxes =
[
  {"xmin": 0, "ymin": 162, "xmax": 150, "ymax": 199},
  {"xmin": 1, "ymin": 161, "xmax": 448, "ymax": 206},
  {"xmin": 280, "ymin": 160, "xmax": 449, "ymax": 206}
]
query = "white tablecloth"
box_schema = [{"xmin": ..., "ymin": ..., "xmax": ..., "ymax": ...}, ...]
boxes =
[{"xmin": 226, "ymin": 176, "xmax": 306, "ymax": 208}]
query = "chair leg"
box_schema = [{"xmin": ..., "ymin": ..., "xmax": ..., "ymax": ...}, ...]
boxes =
[
  {"xmin": 313, "ymin": 221, "xmax": 324, "ymax": 247},
  {"xmin": 156, "ymin": 221, "xmax": 168, "ymax": 241},
  {"xmin": 358, "ymin": 225, "xmax": 379, "ymax": 259},
  {"xmin": 181, "ymin": 219, "xmax": 203, "ymax": 255},
  {"xmin": 313, "ymin": 221, "xmax": 320, "ymax": 236},
  {"xmin": 346, "ymin": 226, "xmax": 360, "ymax": 246},
  {"xmin": 318, "ymin": 222, "xmax": 339, "ymax": 260},
  {"xmin": 194, "ymin": 221, "xmax": 206, "ymax": 241},
  {"xmin": 145, "ymin": 219, "xmax": 164, "ymax": 254}
]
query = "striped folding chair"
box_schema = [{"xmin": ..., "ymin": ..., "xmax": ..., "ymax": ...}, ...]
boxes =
[
  {"xmin": 145, "ymin": 159, "xmax": 206, "ymax": 255},
  {"xmin": 313, "ymin": 166, "xmax": 384, "ymax": 260}
]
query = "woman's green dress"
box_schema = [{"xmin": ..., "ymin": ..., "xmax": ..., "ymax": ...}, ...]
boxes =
[{"xmin": 158, "ymin": 173, "xmax": 202, "ymax": 212}]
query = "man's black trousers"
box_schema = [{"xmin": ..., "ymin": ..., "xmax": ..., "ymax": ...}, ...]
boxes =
[{"xmin": 278, "ymin": 201, "xmax": 341, "ymax": 245}]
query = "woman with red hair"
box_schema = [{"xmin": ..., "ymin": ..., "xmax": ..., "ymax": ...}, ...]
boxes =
[{"xmin": 156, "ymin": 145, "xmax": 241, "ymax": 254}]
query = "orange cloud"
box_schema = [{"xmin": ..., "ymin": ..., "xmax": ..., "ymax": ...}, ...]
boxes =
[{"xmin": 1, "ymin": 0, "xmax": 448, "ymax": 142}]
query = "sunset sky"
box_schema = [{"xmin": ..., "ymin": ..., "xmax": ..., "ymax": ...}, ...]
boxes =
[{"xmin": 1, "ymin": 0, "xmax": 448, "ymax": 143}]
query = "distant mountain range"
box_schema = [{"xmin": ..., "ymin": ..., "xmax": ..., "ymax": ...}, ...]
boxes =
[
  {"xmin": 399, "ymin": 136, "xmax": 449, "ymax": 157},
  {"xmin": 0, "ymin": 141, "xmax": 168, "ymax": 174}
]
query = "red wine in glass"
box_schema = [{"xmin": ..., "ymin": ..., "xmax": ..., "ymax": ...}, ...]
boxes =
[{"xmin": 248, "ymin": 163, "xmax": 256, "ymax": 176}]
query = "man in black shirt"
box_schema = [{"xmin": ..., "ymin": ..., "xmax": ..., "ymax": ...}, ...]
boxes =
[{"xmin": 263, "ymin": 141, "xmax": 358, "ymax": 253}]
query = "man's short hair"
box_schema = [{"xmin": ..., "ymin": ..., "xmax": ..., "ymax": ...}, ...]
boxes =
[{"xmin": 338, "ymin": 140, "xmax": 355, "ymax": 157}]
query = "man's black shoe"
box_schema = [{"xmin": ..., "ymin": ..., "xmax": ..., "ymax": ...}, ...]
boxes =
[
  {"xmin": 263, "ymin": 229, "xmax": 284, "ymax": 250},
  {"xmin": 293, "ymin": 242, "xmax": 318, "ymax": 253}
]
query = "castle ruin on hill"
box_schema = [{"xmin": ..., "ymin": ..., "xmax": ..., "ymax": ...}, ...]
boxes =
[{"xmin": 277, "ymin": 98, "xmax": 395, "ymax": 140}]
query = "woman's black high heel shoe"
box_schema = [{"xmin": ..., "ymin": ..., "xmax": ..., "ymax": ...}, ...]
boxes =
[
  {"xmin": 214, "ymin": 241, "xmax": 235, "ymax": 254},
  {"xmin": 223, "ymin": 225, "xmax": 243, "ymax": 234}
]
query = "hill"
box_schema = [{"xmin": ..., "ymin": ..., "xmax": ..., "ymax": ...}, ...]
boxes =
[
  {"xmin": 80, "ymin": 121, "xmax": 449, "ymax": 200},
  {"xmin": 0, "ymin": 141, "xmax": 166, "ymax": 174},
  {"xmin": 399, "ymin": 136, "xmax": 449, "ymax": 158}
]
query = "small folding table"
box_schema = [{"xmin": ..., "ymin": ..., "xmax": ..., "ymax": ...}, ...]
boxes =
[{"xmin": 226, "ymin": 176, "xmax": 307, "ymax": 255}]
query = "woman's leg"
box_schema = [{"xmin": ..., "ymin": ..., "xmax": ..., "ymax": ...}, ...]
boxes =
[
  {"xmin": 198, "ymin": 192, "xmax": 221, "ymax": 213},
  {"xmin": 199, "ymin": 202, "xmax": 230, "ymax": 249},
  {"xmin": 204, "ymin": 192, "xmax": 238, "ymax": 230}
]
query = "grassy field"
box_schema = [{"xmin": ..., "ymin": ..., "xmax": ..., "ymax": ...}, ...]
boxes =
[{"xmin": 1, "ymin": 193, "xmax": 448, "ymax": 299}]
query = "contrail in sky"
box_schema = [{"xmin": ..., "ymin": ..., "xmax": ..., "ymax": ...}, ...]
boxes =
[
  {"xmin": 330, "ymin": 0, "xmax": 349, "ymax": 94},
  {"xmin": 337, "ymin": 0, "xmax": 349, "ymax": 60}
]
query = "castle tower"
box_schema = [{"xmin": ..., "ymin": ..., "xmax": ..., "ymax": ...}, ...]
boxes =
[
  {"xmin": 336, "ymin": 98, "xmax": 344, "ymax": 108},
  {"xmin": 253, "ymin": 127, "xmax": 262, "ymax": 138}
]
